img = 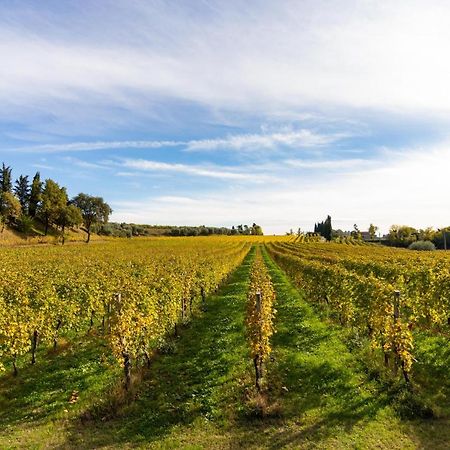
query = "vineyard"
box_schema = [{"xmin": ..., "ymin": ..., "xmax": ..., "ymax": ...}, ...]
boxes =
[
  {"xmin": 0, "ymin": 237, "xmax": 449, "ymax": 449},
  {"xmin": 0, "ymin": 238, "xmax": 252, "ymax": 383},
  {"xmin": 267, "ymin": 241, "xmax": 450, "ymax": 383}
]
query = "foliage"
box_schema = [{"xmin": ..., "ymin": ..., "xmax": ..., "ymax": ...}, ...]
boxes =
[
  {"xmin": 0, "ymin": 163, "xmax": 112, "ymax": 241},
  {"xmin": 245, "ymin": 247, "xmax": 276, "ymax": 391},
  {"xmin": 0, "ymin": 192, "xmax": 22, "ymax": 231},
  {"xmin": 266, "ymin": 241, "xmax": 450, "ymax": 382},
  {"xmin": 408, "ymin": 240, "xmax": 436, "ymax": 251},
  {"xmin": 55, "ymin": 204, "xmax": 83, "ymax": 244},
  {"xmin": 16, "ymin": 214, "xmax": 34, "ymax": 234},
  {"xmin": 14, "ymin": 175, "xmax": 30, "ymax": 212},
  {"xmin": 0, "ymin": 238, "xmax": 250, "ymax": 389},
  {"xmin": 28, "ymin": 172, "xmax": 43, "ymax": 218},
  {"xmin": 39, "ymin": 179, "xmax": 68, "ymax": 235},
  {"xmin": 369, "ymin": 223, "xmax": 379, "ymax": 239},
  {"xmin": 0, "ymin": 163, "xmax": 12, "ymax": 195},
  {"xmin": 314, "ymin": 215, "xmax": 332, "ymax": 241},
  {"xmin": 71, "ymin": 193, "xmax": 112, "ymax": 243}
]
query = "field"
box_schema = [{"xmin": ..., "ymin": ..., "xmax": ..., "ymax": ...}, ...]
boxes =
[{"xmin": 0, "ymin": 237, "xmax": 449, "ymax": 449}]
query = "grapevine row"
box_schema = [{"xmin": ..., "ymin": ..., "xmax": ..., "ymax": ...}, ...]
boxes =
[
  {"xmin": 267, "ymin": 243, "xmax": 419, "ymax": 381},
  {"xmin": 245, "ymin": 247, "xmax": 276, "ymax": 391},
  {"xmin": 0, "ymin": 238, "xmax": 250, "ymax": 388}
]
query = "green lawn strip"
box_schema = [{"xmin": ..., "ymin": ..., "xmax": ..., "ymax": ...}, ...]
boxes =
[
  {"xmin": 412, "ymin": 332, "xmax": 450, "ymax": 418},
  {"xmin": 61, "ymin": 246, "xmax": 257, "ymax": 449},
  {"xmin": 260, "ymin": 245, "xmax": 450, "ymax": 449},
  {"xmin": 0, "ymin": 333, "xmax": 120, "ymax": 449}
]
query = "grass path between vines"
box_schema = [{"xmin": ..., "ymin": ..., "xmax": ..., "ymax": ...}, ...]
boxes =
[
  {"xmin": 60, "ymin": 246, "xmax": 258, "ymax": 449},
  {"xmin": 261, "ymin": 246, "xmax": 450, "ymax": 450}
]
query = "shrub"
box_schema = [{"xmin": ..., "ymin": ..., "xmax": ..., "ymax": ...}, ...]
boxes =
[
  {"xmin": 408, "ymin": 240, "xmax": 436, "ymax": 251},
  {"xmin": 16, "ymin": 215, "xmax": 34, "ymax": 234}
]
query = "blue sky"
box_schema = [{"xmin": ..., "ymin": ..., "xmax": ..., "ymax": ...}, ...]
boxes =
[{"xmin": 1, "ymin": 0, "xmax": 450, "ymax": 234}]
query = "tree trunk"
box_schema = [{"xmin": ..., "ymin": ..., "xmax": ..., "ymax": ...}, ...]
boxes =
[
  {"xmin": 122, "ymin": 352, "xmax": 132, "ymax": 391},
  {"xmin": 31, "ymin": 330, "xmax": 39, "ymax": 364},
  {"xmin": 61, "ymin": 224, "xmax": 65, "ymax": 245},
  {"xmin": 254, "ymin": 355, "xmax": 262, "ymax": 392},
  {"xmin": 89, "ymin": 311, "xmax": 95, "ymax": 331},
  {"xmin": 402, "ymin": 361, "xmax": 410, "ymax": 384},
  {"xmin": 86, "ymin": 227, "xmax": 91, "ymax": 243},
  {"xmin": 54, "ymin": 319, "xmax": 62, "ymax": 350},
  {"xmin": 44, "ymin": 217, "xmax": 49, "ymax": 236},
  {"xmin": 13, "ymin": 355, "xmax": 18, "ymax": 377},
  {"xmin": 201, "ymin": 286, "xmax": 206, "ymax": 311},
  {"xmin": 144, "ymin": 351, "xmax": 151, "ymax": 368},
  {"xmin": 181, "ymin": 297, "xmax": 186, "ymax": 321}
]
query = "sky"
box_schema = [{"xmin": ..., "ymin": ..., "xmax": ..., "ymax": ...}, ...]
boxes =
[{"xmin": 1, "ymin": 0, "xmax": 450, "ymax": 235}]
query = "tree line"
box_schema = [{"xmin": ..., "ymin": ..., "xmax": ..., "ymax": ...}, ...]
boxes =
[
  {"xmin": 0, "ymin": 163, "xmax": 112, "ymax": 243},
  {"xmin": 307, "ymin": 215, "xmax": 449, "ymax": 250},
  {"xmin": 386, "ymin": 225, "xmax": 450, "ymax": 250},
  {"xmin": 94, "ymin": 222, "xmax": 264, "ymax": 238}
]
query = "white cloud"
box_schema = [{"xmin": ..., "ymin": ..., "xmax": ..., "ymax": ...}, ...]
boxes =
[
  {"xmin": 119, "ymin": 158, "xmax": 274, "ymax": 182},
  {"xmin": 185, "ymin": 130, "xmax": 345, "ymax": 151},
  {"xmin": 285, "ymin": 158, "xmax": 375, "ymax": 170},
  {"xmin": 111, "ymin": 143, "xmax": 450, "ymax": 234},
  {"xmin": 10, "ymin": 140, "xmax": 182, "ymax": 153},
  {"xmin": 2, "ymin": 1, "xmax": 450, "ymax": 125},
  {"xmin": 60, "ymin": 156, "xmax": 108, "ymax": 170},
  {"xmin": 7, "ymin": 128, "xmax": 342, "ymax": 153}
]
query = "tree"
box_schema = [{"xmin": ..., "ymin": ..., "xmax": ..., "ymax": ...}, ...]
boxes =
[
  {"xmin": 55, "ymin": 204, "xmax": 83, "ymax": 245},
  {"xmin": 14, "ymin": 175, "xmax": 30, "ymax": 213},
  {"xmin": 419, "ymin": 227, "xmax": 435, "ymax": 242},
  {"xmin": 0, "ymin": 162, "xmax": 19, "ymax": 231},
  {"xmin": 323, "ymin": 215, "xmax": 332, "ymax": 241},
  {"xmin": 0, "ymin": 192, "xmax": 21, "ymax": 232},
  {"xmin": 315, "ymin": 215, "xmax": 332, "ymax": 240},
  {"xmin": 387, "ymin": 225, "xmax": 417, "ymax": 247},
  {"xmin": 251, "ymin": 223, "xmax": 263, "ymax": 235},
  {"xmin": 16, "ymin": 214, "xmax": 34, "ymax": 234},
  {"xmin": 72, "ymin": 193, "xmax": 112, "ymax": 243},
  {"xmin": 39, "ymin": 179, "xmax": 68, "ymax": 235},
  {"xmin": 368, "ymin": 223, "xmax": 379, "ymax": 240},
  {"xmin": 0, "ymin": 163, "xmax": 12, "ymax": 194},
  {"xmin": 28, "ymin": 172, "xmax": 43, "ymax": 218},
  {"xmin": 352, "ymin": 224, "xmax": 362, "ymax": 240}
]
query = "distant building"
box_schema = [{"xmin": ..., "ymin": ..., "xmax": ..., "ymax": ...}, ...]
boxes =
[
  {"xmin": 360, "ymin": 231, "xmax": 371, "ymax": 241},
  {"xmin": 333, "ymin": 229, "xmax": 352, "ymax": 237}
]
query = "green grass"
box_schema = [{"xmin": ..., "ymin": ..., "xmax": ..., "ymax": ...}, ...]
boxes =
[
  {"xmin": 0, "ymin": 334, "xmax": 120, "ymax": 449},
  {"xmin": 0, "ymin": 246, "xmax": 449, "ymax": 449},
  {"xmin": 261, "ymin": 245, "xmax": 450, "ymax": 449}
]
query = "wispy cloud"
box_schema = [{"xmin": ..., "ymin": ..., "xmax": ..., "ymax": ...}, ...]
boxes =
[
  {"xmin": 119, "ymin": 158, "xmax": 274, "ymax": 182},
  {"xmin": 185, "ymin": 130, "xmax": 346, "ymax": 151},
  {"xmin": 2, "ymin": 1, "xmax": 450, "ymax": 235},
  {"xmin": 9, "ymin": 140, "xmax": 182, "ymax": 153},
  {"xmin": 32, "ymin": 163, "xmax": 55, "ymax": 171},
  {"xmin": 6, "ymin": 129, "xmax": 343, "ymax": 153},
  {"xmin": 3, "ymin": 1, "xmax": 450, "ymax": 134},
  {"xmin": 60, "ymin": 156, "xmax": 109, "ymax": 170},
  {"xmin": 284, "ymin": 158, "xmax": 375, "ymax": 170}
]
